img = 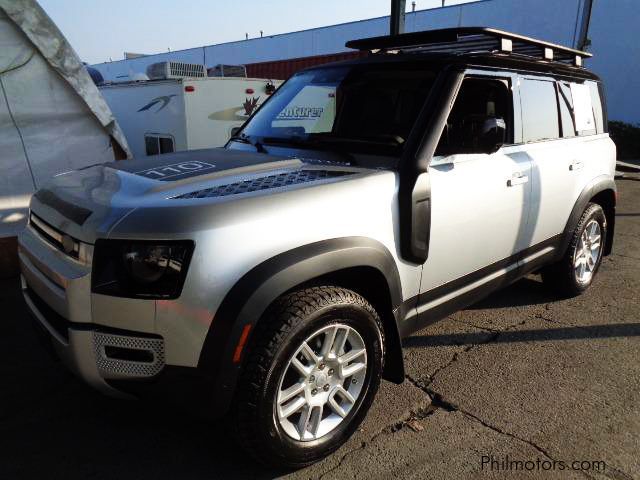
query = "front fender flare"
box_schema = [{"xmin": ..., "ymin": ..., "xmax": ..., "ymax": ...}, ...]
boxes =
[{"xmin": 197, "ymin": 236, "xmax": 404, "ymax": 413}]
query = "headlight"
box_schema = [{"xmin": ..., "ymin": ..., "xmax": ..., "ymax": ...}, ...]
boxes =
[{"xmin": 92, "ymin": 240, "xmax": 194, "ymax": 299}]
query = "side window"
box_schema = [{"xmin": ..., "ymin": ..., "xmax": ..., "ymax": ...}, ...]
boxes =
[
  {"xmin": 520, "ymin": 79, "xmax": 560, "ymax": 143},
  {"xmin": 556, "ymin": 81, "xmax": 603, "ymax": 138},
  {"xmin": 557, "ymin": 82, "xmax": 577, "ymax": 138},
  {"xmin": 145, "ymin": 134, "xmax": 175, "ymax": 156},
  {"xmin": 435, "ymin": 76, "xmax": 512, "ymax": 156}
]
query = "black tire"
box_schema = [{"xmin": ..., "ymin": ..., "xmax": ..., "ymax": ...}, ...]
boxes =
[
  {"xmin": 230, "ymin": 286, "xmax": 384, "ymax": 469},
  {"xmin": 542, "ymin": 202, "xmax": 607, "ymax": 297}
]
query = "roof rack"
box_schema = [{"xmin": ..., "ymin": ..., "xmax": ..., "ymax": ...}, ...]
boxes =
[{"xmin": 345, "ymin": 27, "xmax": 591, "ymax": 67}]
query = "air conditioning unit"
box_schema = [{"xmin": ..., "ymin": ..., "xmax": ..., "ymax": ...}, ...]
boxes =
[{"xmin": 146, "ymin": 61, "xmax": 206, "ymax": 80}]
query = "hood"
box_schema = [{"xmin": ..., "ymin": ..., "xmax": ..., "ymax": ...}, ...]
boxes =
[{"xmin": 28, "ymin": 148, "xmax": 366, "ymax": 243}]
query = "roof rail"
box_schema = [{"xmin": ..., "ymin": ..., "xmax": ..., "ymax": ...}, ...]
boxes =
[{"xmin": 345, "ymin": 27, "xmax": 591, "ymax": 67}]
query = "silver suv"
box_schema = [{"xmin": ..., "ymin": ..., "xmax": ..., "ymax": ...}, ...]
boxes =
[{"xmin": 19, "ymin": 28, "xmax": 616, "ymax": 467}]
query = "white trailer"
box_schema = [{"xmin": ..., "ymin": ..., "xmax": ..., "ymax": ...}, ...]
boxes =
[{"xmin": 100, "ymin": 76, "xmax": 282, "ymax": 158}]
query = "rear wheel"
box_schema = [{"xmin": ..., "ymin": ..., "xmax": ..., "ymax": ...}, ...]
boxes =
[
  {"xmin": 231, "ymin": 286, "xmax": 384, "ymax": 468},
  {"xmin": 542, "ymin": 202, "xmax": 606, "ymax": 296}
]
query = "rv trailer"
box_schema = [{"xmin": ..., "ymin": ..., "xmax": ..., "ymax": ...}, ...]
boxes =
[{"xmin": 99, "ymin": 63, "xmax": 282, "ymax": 158}]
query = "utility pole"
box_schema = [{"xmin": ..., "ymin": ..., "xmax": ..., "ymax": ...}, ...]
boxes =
[{"xmin": 390, "ymin": 0, "xmax": 406, "ymax": 35}]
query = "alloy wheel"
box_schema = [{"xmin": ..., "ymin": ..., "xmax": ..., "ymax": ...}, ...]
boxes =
[
  {"xmin": 574, "ymin": 219, "xmax": 602, "ymax": 284},
  {"xmin": 275, "ymin": 323, "xmax": 368, "ymax": 441}
]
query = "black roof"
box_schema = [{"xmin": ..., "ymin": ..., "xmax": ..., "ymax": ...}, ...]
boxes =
[{"xmin": 333, "ymin": 27, "xmax": 599, "ymax": 81}]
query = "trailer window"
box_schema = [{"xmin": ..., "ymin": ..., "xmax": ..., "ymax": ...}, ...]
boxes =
[{"xmin": 145, "ymin": 135, "xmax": 175, "ymax": 156}]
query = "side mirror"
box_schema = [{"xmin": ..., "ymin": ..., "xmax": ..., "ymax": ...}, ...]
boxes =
[{"xmin": 462, "ymin": 115, "xmax": 506, "ymax": 154}]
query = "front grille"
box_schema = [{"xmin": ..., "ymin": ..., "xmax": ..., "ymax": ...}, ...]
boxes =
[
  {"xmin": 94, "ymin": 332, "xmax": 165, "ymax": 378},
  {"xmin": 173, "ymin": 169, "xmax": 353, "ymax": 199},
  {"xmin": 25, "ymin": 286, "xmax": 69, "ymax": 341},
  {"xmin": 29, "ymin": 213, "xmax": 80, "ymax": 260}
]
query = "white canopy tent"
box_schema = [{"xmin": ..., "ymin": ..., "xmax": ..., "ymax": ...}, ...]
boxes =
[{"xmin": 0, "ymin": 0, "xmax": 131, "ymax": 241}]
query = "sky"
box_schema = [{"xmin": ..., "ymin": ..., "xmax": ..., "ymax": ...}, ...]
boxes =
[{"xmin": 38, "ymin": 0, "xmax": 476, "ymax": 64}]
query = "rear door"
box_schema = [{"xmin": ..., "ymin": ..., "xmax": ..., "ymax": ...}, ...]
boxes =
[{"xmin": 519, "ymin": 76, "xmax": 596, "ymax": 246}]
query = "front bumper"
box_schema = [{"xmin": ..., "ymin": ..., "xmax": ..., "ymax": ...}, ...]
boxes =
[{"xmin": 19, "ymin": 223, "xmax": 166, "ymax": 397}]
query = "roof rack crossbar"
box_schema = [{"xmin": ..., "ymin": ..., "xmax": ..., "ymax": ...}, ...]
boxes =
[{"xmin": 346, "ymin": 27, "xmax": 591, "ymax": 67}]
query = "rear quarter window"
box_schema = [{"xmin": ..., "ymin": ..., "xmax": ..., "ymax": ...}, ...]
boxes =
[{"xmin": 588, "ymin": 81, "xmax": 606, "ymax": 134}]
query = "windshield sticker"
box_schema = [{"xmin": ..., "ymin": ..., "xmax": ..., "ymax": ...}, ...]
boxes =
[
  {"xmin": 135, "ymin": 161, "xmax": 216, "ymax": 180},
  {"xmin": 272, "ymin": 85, "xmax": 336, "ymax": 133}
]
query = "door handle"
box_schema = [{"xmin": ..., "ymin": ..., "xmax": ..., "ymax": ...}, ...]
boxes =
[
  {"xmin": 507, "ymin": 172, "xmax": 529, "ymax": 187},
  {"xmin": 569, "ymin": 160, "xmax": 584, "ymax": 171}
]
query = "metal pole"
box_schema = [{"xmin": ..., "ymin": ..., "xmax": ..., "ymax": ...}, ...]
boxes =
[
  {"xmin": 577, "ymin": 0, "xmax": 594, "ymax": 50},
  {"xmin": 390, "ymin": 0, "xmax": 406, "ymax": 35}
]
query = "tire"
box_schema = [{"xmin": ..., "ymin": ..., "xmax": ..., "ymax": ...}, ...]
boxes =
[
  {"xmin": 542, "ymin": 202, "xmax": 607, "ymax": 297},
  {"xmin": 230, "ymin": 286, "xmax": 384, "ymax": 468}
]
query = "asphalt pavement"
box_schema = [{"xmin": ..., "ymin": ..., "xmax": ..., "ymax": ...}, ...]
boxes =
[{"xmin": 1, "ymin": 178, "xmax": 638, "ymax": 480}]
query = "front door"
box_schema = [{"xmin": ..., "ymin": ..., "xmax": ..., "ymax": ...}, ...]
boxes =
[{"xmin": 418, "ymin": 74, "xmax": 533, "ymax": 306}]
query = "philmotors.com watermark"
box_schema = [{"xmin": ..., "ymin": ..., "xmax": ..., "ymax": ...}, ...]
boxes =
[{"xmin": 481, "ymin": 455, "xmax": 606, "ymax": 473}]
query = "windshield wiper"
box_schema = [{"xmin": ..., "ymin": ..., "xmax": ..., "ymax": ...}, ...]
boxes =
[
  {"xmin": 232, "ymin": 135, "xmax": 268, "ymax": 154},
  {"xmin": 261, "ymin": 136, "xmax": 357, "ymax": 165},
  {"xmin": 310, "ymin": 133, "xmax": 405, "ymax": 147},
  {"xmin": 260, "ymin": 136, "xmax": 312, "ymax": 148}
]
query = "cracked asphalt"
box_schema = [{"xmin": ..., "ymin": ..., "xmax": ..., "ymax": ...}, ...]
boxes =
[{"xmin": 1, "ymin": 178, "xmax": 639, "ymax": 480}]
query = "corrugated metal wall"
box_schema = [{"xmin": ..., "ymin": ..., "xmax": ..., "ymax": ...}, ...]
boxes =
[
  {"xmin": 245, "ymin": 51, "xmax": 366, "ymax": 80},
  {"xmin": 91, "ymin": 0, "xmax": 638, "ymax": 123}
]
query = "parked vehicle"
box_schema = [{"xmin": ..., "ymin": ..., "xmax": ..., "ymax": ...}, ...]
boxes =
[
  {"xmin": 19, "ymin": 28, "xmax": 616, "ymax": 468},
  {"xmin": 99, "ymin": 62, "xmax": 282, "ymax": 158}
]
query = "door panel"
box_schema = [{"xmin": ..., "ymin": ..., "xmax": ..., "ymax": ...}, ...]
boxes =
[
  {"xmin": 526, "ymin": 138, "xmax": 586, "ymax": 245},
  {"xmin": 420, "ymin": 147, "xmax": 532, "ymax": 293}
]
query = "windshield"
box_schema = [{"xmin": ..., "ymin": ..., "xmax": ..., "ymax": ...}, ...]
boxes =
[{"xmin": 238, "ymin": 64, "xmax": 436, "ymax": 157}]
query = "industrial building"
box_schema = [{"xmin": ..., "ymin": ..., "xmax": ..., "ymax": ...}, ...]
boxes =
[{"xmin": 90, "ymin": 0, "xmax": 638, "ymax": 124}]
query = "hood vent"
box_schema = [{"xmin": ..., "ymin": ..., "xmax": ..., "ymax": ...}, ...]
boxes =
[{"xmin": 173, "ymin": 170, "xmax": 353, "ymax": 199}]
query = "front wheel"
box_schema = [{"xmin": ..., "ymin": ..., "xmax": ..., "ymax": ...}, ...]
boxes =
[
  {"xmin": 230, "ymin": 286, "xmax": 384, "ymax": 468},
  {"xmin": 542, "ymin": 202, "xmax": 607, "ymax": 296}
]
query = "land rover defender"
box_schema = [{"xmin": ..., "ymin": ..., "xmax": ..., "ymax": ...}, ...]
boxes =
[{"xmin": 19, "ymin": 28, "xmax": 616, "ymax": 467}]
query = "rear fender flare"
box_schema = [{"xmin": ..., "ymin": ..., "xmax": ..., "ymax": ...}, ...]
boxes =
[{"xmin": 560, "ymin": 175, "xmax": 616, "ymax": 258}]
